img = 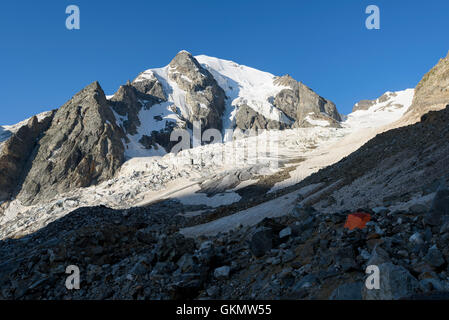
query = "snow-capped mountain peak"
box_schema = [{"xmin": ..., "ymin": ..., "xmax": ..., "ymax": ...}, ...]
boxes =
[{"xmin": 107, "ymin": 51, "xmax": 340, "ymax": 158}]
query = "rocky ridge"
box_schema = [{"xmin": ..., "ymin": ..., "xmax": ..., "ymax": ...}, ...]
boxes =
[
  {"xmin": 352, "ymin": 91, "xmax": 401, "ymax": 113},
  {"xmin": 402, "ymin": 51, "xmax": 449, "ymax": 124},
  {"xmin": 17, "ymin": 82, "xmax": 126, "ymax": 205},
  {"xmin": 0, "ymin": 113, "xmax": 55, "ymax": 202},
  {"xmin": 167, "ymin": 51, "xmax": 226, "ymax": 131},
  {"xmin": 273, "ymin": 75, "xmax": 341, "ymax": 128}
]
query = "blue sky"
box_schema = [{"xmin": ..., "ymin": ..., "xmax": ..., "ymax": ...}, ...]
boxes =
[{"xmin": 1, "ymin": 0, "xmax": 448, "ymax": 124}]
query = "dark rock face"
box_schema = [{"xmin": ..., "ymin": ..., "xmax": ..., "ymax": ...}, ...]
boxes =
[
  {"xmin": 110, "ymin": 77, "xmax": 177, "ymax": 153},
  {"xmin": 109, "ymin": 84, "xmax": 143, "ymax": 136},
  {"xmin": 0, "ymin": 113, "xmax": 55, "ymax": 202},
  {"xmin": 233, "ymin": 74, "xmax": 340, "ymax": 132},
  {"xmin": 138, "ymin": 121, "xmax": 178, "ymax": 153},
  {"xmin": 109, "ymin": 81, "xmax": 166, "ymax": 137},
  {"xmin": 274, "ymin": 88, "xmax": 299, "ymax": 120},
  {"xmin": 168, "ymin": 51, "xmax": 226, "ymax": 132},
  {"xmin": 17, "ymin": 82, "xmax": 126, "ymax": 205},
  {"xmin": 271, "ymin": 75, "xmax": 341, "ymax": 129},
  {"xmin": 249, "ymin": 228, "xmax": 274, "ymax": 257},
  {"xmin": 424, "ymin": 182, "xmax": 449, "ymax": 226},
  {"xmin": 131, "ymin": 77, "xmax": 166, "ymax": 101},
  {"xmin": 296, "ymin": 82, "xmax": 341, "ymax": 124},
  {"xmin": 112, "ymin": 51, "xmax": 227, "ymax": 152},
  {"xmin": 405, "ymin": 51, "xmax": 449, "ymax": 123},
  {"xmin": 235, "ymin": 105, "xmax": 286, "ymax": 131}
]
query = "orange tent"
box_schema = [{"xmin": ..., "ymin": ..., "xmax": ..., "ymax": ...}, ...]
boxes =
[{"xmin": 344, "ymin": 212, "xmax": 371, "ymax": 230}]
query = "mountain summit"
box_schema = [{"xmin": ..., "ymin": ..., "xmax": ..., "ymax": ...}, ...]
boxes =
[
  {"xmin": 17, "ymin": 81, "xmax": 126, "ymax": 205},
  {"xmin": 107, "ymin": 50, "xmax": 342, "ymax": 157}
]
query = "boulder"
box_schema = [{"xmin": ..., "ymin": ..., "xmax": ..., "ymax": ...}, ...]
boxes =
[
  {"xmin": 424, "ymin": 245, "xmax": 446, "ymax": 268},
  {"xmin": 249, "ymin": 228, "xmax": 274, "ymax": 258},
  {"xmin": 214, "ymin": 266, "xmax": 231, "ymax": 280},
  {"xmin": 425, "ymin": 182, "xmax": 449, "ymax": 226},
  {"xmin": 404, "ymin": 51, "xmax": 449, "ymax": 123},
  {"xmin": 409, "ymin": 232, "xmax": 424, "ymax": 246},
  {"xmin": 279, "ymin": 227, "xmax": 292, "ymax": 239}
]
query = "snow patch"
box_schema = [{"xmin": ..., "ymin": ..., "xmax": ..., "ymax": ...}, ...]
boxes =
[
  {"xmin": 304, "ymin": 116, "xmax": 330, "ymax": 127},
  {"xmin": 344, "ymin": 89, "xmax": 414, "ymax": 129},
  {"xmin": 170, "ymin": 183, "xmax": 242, "ymax": 208},
  {"xmin": 180, "ymin": 183, "xmax": 324, "ymax": 237}
]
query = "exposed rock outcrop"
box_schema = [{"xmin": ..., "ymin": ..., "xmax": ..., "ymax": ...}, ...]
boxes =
[
  {"xmin": 109, "ymin": 84, "xmax": 143, "ymax": 136},
  {"xmin": 352, "ymin": 99, "xmax": 377, "ymax": 112},
  {"xmin": 297, "ymin": 82, "xmax": 341, "ymax": 124},
  {"xmin": 352, "ymin": 92, "xmax": 400, "ymax": 112},
  {"xmin": 131, "ymin": 76, "xmax": 166, "ymax": 101},
  {"xmin": 234, "ymin": 74, "xmax": 341, "ymax": 131},
  {"xmin": 0, "ymin": 113, "xmax": 55, "ymax": 202},
  {"xmin": 109, "ymin": 80, "xmax": 166, "ymax": 136},
  {"xmin": 424, "ymin": 181, "xmax": 449, "ymax": 226},
  {"xmin": 272, "ymin": 75, "xmax": 301, "ymax": 120},
  {"xmin": 235, "ymin": 105, "xmax": 287, "ymax": 131},
  {"xmin": 168, "ymin": 51, "xmax": 226, "ymax": 132},
  {"xmin": 273, "ymin": 75, "xmax": 341, "ymax": 128},
  {"xmin": 403, "ymin": 51, "xmax": 449, "ymax": 124},
  {"xmin": 17, "ymin": 82, "xmax": 126, "ymax": 205}
]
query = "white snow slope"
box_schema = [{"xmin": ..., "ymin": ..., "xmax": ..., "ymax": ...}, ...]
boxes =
[
  {"xmin": 195, "ymin": 55, "xmax": 293, "ymax": 131},
  {"xmin": 344, "ymin": 89, "xmax": 414, "ymax": 129}
]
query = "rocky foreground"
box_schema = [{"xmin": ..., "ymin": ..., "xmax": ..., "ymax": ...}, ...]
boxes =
[{"xmin": 1, "ymin": 180, "xmax": 449, "ymax": 300}]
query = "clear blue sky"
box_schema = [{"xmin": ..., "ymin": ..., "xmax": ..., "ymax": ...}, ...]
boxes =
[{"xmin": 1, "ymin": 0, "xmax": 448, "ymax": 124}]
